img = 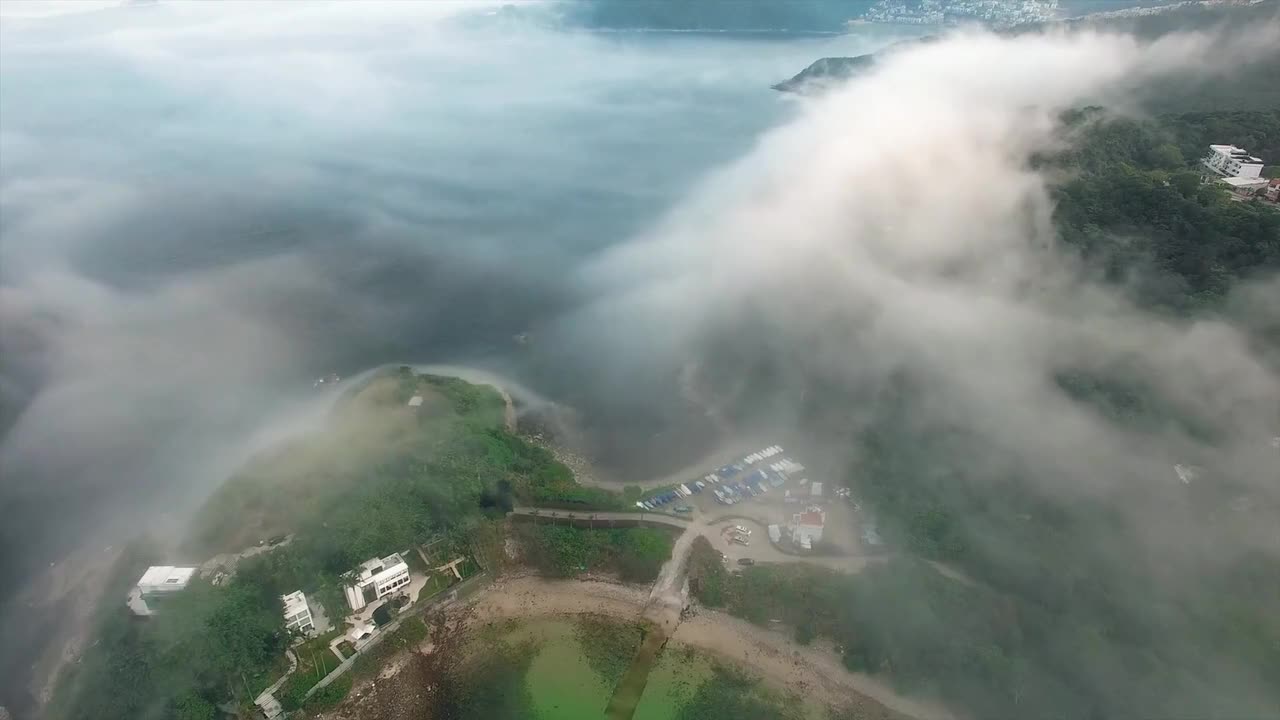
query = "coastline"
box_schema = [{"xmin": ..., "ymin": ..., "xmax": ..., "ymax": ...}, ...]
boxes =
[{"xmin": 322, "ymin": 575, "xmax": 951, "ymax": 720}]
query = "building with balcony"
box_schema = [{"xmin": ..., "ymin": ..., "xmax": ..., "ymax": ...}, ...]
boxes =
[
  {"xmin": 1203, "ymin": 144, "xmax": 1264, "ymax": 179},
  {"xmin": 282, "ymin": 590, "xmax": 315, "ymax": 635},
  {"xmin": 343, "ymin": 553, "xmax": 411, "ymax": 612}
]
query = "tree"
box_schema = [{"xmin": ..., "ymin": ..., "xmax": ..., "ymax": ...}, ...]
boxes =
[{"xmin": 172, "ymin": 693, "xmax": 216, "ymax": 720}]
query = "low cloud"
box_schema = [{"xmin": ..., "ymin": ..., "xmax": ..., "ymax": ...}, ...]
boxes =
[{"xmin": 579, "ymin": 25, "xmax": 1280, "ymax": 554}]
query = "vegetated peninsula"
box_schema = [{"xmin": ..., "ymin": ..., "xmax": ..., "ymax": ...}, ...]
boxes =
[{"xmin": 49, "ymin": 369, "xmax": 922, "ymax": 720}]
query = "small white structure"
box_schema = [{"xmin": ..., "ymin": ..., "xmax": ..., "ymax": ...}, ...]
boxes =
[
  {"xmin": 810, "ymin": 482, "xmax": 824, "ymax": 500},
  {"xmin": 767, "ymin": 524, "xmax": 782, "ymax": 544},
  {"xmin": 1204, "ymin": 144, "xmax": 1264, "ymax": 179},
  {"xmin": 128, "ymin": 566, "xmax": 197, "ymax": 616},
  {"xmin": 407, "ymin": 395, "xmax": 424, "ymax": 407},
  {"xmin": 792, "ymin": 510, "xmax": 825, "ymax": 547},
  {"xmin": 344, "ymin": 553, "xmax": 411, "ymax": 612},
  {"xmin": 282, "ymin": 591, "xmax": 315, "ymax": 635}
]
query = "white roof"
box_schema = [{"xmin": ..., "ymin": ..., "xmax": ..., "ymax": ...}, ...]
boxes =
[
  {"xmin": 354, "ymin": 553, "xmax": 409, "ymax": 587},
  {"xmin": 137, "ymin": 566, "xmax": 196, "ymax": 589},
  {"xmin": 1221, "ymin": 176, "xmax": 1267, "ymax": 188},
  {"xmin": 407, "ymin": 395, "xmax": 424, "ymax": 407},
  {"xmin": 282, "ymin": 590, "xmax": 309, "ymax": 616}
]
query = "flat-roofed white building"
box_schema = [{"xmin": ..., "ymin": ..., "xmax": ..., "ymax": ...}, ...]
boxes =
[
  {"xmin": 1204, "ymin": 144, "xmax": 1264, "ymax": 179},
  {"xmin": 128, "ymin": 566, "xmax": 197, "ymax": 616},
  {"xmin": 343, "ymin": 553, "xmax": 411, "ymax": 612},
  {"xmin": 138, "ymin": 565, "xmax": 197, "ymax": 594},
  {"xmin": 1219, "ymin": 176, "xmax": 1269, "ymax": 196},
  {"xmin": 282, "ymin": 590, "xmax": 315, "ymax": 635}
]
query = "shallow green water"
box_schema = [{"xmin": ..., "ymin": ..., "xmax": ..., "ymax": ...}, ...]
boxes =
[
  {"xmin": 632, "ymin": 647, "xmax": 715, "ymax": 720},
  {"xmin": 491, "ymin": 619, "xmax": 607, "ymax": 720},
  {"xmin": 482, "ymin": 617, "xmax": 820, "ymax": 720}
]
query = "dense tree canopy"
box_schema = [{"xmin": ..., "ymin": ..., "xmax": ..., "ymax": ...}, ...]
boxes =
[{"xmin": 1053, "ymin": 110, "xmax": 1280, "ymax": 311}]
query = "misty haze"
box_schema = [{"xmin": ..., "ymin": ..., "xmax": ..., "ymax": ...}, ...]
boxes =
[{"xmin": 1, "ymin": 2, "xmax": 1278, "ymax": 720}]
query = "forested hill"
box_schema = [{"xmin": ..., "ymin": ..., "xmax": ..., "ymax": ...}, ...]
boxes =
[{"xmin": 1053, "ymin": 109, "xmax": 1280, "ymax": 312}]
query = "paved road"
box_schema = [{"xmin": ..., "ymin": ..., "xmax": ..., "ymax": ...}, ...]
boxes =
[{"xmin": 508, "ymin": 507, "xmax": 692, "ymax": 530}]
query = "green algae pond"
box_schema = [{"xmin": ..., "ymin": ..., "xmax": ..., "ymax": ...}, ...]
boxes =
[{"xmin": 463, "ymin": 616, "xmax": 829, "ymax": 720}]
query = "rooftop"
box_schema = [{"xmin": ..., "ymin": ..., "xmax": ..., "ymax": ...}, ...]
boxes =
[
  {"xmin": 1221, "ymin": 176, "xmax": 1268, "ymax": 188},
  {"xmin": 798, "ymin": 511, "xmax": 825, "ymax": 527},
  {"xmin": 137, "ymin": 566, "xmax": 196, "ymax": 588},
  {"xmin": 354, "ymin": 553, "xmax": 408, "ymax": 584},
  {"xmin": 407, "ymin": 395, "xmax": 423, "ymax": 407},
  {"xmin": 282, "ymin": 590, "xmax": 309, "ymax": 615},
  {"xmin": 1209, "ymin": 144, "xmax": 1263, "ymax": 163}
]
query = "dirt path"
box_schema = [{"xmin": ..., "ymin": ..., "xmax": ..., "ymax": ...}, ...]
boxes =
[
  {"xmin": 465, "ymin": 576, "xmax": 950, "ymax": 720},
  {"xmin": 673, "ymin": 610, "xmax": 954, "ymax": 720},
  {"xmin": 469, "ymin": 575, "xmax": 650, "ymax": 622}
]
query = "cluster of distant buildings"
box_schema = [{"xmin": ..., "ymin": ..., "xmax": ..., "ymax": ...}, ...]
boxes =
[
  {"xmin": 1203, "ymin": 144, "xmax": 1279, "ymax": 202},
  {"xmin": 125, "ymin": 550, "xmax": 417, "ymax": 641},
  {"xmin": 1077, "ymin": 0, "xmax": 1268, "ymax": 22},
  {"xmin": 860, "ymin": 0, "xmax": 1058, "ymax": 28}
]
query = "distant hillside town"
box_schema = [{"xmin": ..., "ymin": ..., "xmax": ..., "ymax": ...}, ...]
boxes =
[{"xmin": 859, "ymin": 0, "xmax": 1060, "ymax": 27}]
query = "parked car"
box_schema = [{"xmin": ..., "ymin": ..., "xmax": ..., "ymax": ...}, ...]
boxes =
[
  {"xmin": 674, "ymin": 505, "xmax": 693, "ymax": 514},
  {"xmin": 736, "ymin": 558, "xmax": 755, "ymax": 566}
]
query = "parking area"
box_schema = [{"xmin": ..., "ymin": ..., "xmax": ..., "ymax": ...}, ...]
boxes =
[{"xmin": 644, "ymin": 443, "xmax": 884, "ymax": 562}]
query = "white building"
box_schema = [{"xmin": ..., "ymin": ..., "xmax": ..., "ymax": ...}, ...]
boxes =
[
  {"xmin": 128, "ymin": 566, "xmax": 197, "ymax": 616},
  {"xmin": 792, "ymin": 509, "xmax": 825, "ymax": 548},
  {"xmin": 282, "ymin": 591, "xmax": 315, "ymax": 635},
  {"xmin": 138, "ymin": 565, "xmax": 197, "ymax": 594},
  {"xmin": 1204, "ymin": 144, "xmax": 1264, "ymax": 179},
  {"xmin": 343, "ymin": 553, "xmax": 411, "ymax": 612},
  {"xmin": 1220, "ymin": 176, "xmax": 1269, "ymax": 196}
]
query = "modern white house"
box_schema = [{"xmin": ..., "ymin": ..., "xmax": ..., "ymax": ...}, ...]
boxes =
[
  {"xmin": 282, "ymin": 590, "xmax": 315, "ymax": 635},
  {"xmin": 343, "ymin": 553, "xmax": 411, "ymax": 612},
  {"xmin": 127, "ymin": 566, "xmax": 197, "ymax": 616},
  {"xmin": 1203, "ymin": 144, "xmax": 1264, "ymax": 179}
]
